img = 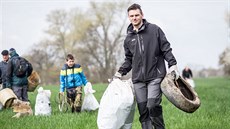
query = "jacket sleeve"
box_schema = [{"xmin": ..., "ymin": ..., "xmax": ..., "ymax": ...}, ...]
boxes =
[
  {"xmin": 6, "ymin": 59, "xmax": 13, "ymax": 88},
  {"xmin": 118, "ymin": 41, "xmax": 133, "ymax": 76},
  {"xmin": 157, "ymin": 27, "xmax": 177, "ymax": 68},
  {"xmin": 79, "ymin": 68, "xmax": 88, "ymax": 86},
  {"xmin": 0, "ymin": 67, "xmax": 2, "ymax": 84},
  {"xmin": 189, "ymin": 69, "xmax": 193, "ymax": 78},
  {"xmin": 182, "ymin": 70, "xmax": 185, "ymax": 78},
  {"xmin": 60, "ymin": 69, "xmax": 66, "ymax": 92}
]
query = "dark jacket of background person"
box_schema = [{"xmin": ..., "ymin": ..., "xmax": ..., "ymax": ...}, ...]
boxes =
[
  {"xmin": 6, "ymin": 51, "xmax": 29, "ymax": 88},
  {"xmin": 0, "ymin": 60, "xmax": 8, "ymax": 87},
  {"xmin": 182, "ymin": 68, "xmax": 193, "ymax": 79},
  {"xmin": 118, "ymin": 19, "xmax": 177, "ymax": 83},
  {"xmin": 0, "ymin": 50, "xmax": 9, "ymax": 88},
  {"xmin": 0, "ymin": 68, "xmax": 1, "ymax": 84}
]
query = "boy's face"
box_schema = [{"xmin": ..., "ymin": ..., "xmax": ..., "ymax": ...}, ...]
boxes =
[{"xmin": 66, "ymin": 59, "xmax": 75, "ymax": 68}]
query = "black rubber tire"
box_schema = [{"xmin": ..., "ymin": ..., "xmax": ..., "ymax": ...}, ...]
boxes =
[{"xmin": 161, "ymin": 74, "xmax": 201, "ymax": 113}]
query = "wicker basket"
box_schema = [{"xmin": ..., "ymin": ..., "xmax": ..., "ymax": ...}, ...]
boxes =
[
  {"xmin": 0, "ymin": 88, "xmax": 17, "ymax": 108},
  {"xmin": 28, "ymin": 71, "xmax": 41, "ymax": 92}
]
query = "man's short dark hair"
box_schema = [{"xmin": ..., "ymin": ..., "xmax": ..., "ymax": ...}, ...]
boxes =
[
  {"xmin": 66, "ymin": 54, "xmax": 74, "ymax": 61},
  {"xmin": 127, "ymin": 3, "xmax": 143, "ymax": 14},
  {"xmin": 1, "ymin": 50, "xmax": 9, "ymax": 55}
]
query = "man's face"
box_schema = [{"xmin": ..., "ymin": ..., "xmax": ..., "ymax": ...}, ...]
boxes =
[
  {"xmin": 2, "ymin": 55, "xmax": 9, "ymax": 62},
  {"xmin": 128, "ymin": 9, "xmax": 143, "ymax": 27},
  {"xmin": 66, "ymin": 59, "xmax": 75, "ymax": 68}
]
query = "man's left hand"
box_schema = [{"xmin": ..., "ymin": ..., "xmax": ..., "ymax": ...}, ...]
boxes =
[{"xmin": 169, "ymin": 65, "xmax": 180, "ymax": 80}]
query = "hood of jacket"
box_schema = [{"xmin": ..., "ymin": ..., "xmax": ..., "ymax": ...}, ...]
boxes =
[{"xmin": 10, "ymin": 51, "xmax": 19, "ymax": 58}]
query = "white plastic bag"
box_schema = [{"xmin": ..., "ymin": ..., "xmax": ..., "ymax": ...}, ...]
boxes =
[
  {"xmin": 0, "ymin": 102, "xmax": 3, "ymax": 110},
  {"xmin": 0, "ymin": 84, "xmax": 2, "ymax": 90},
  {"xmin": 81, "ymin": 82, "xmax": 99, "ymax": 111},
  {"xmin": 84, "ymin": 82, "xmax": 96, "ymax": 94},
  {"xmin": 35, "ymin": 87, "xmax": 52, "ymax": 116},
  {"xmin": 97, "ymin": 79, "xmax": 135, "ymax": 129},
  {"xmin": 186, "ymin": 78, "xmax": 195, "ymax": 88}
]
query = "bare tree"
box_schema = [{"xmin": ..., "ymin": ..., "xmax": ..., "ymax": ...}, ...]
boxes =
[
  {"xmin": 25, "ymin": 40, "xmax": 60, "ymax": 85},
  {"xmin": 219, "ymin": 47, "xmax": 230, "ymax": 76},
  {"xmin": 24, "ymin": 1, "xmax": 130, "ymax": 84},
  {"xmin": 45, "ymin": 9, "xmax": 73, "ymax": 60},
  {"xmin": 219, "ymin": 12, "xmax": 230, "ymax": 76},
  {"xmin": 75, "ymin": 1, "xmax": 129, "ymax": 82}
]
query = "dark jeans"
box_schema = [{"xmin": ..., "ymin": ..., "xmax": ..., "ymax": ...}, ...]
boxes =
[
  {"xmin": 12, "ymin": 85, "xmax": 29, "ymax": 101},
  {"xmin": 2, "ymin": 83, "xmax": 7, "ymax": 89}
]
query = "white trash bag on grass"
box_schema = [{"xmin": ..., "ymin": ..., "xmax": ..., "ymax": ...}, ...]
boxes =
[
  {"xmin": 35, "ymin": 87, "xmax": 52, "ymax": 116},
  {"xmin": 0, "ymin": 102, "xmax": 3, "ymax": 110},
  {"xmin": 81, "ymin": 82, "xmax": 99, "ymax": 111},
  {"xmin": 97, "ymin": 79, "xmax": 136, "ymax": 129},
  {"xmin": 186, "ymin": 78, "xmax": 195, "ymax": 88}
]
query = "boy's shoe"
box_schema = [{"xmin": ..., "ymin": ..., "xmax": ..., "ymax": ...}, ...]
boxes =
[
  {"xmin": 71, "ymin": 106, "xmax": 75, "ymax": 113},
  {"xmin": 75, "ymin": 106, "xmax": 81, "ymax": 113}
]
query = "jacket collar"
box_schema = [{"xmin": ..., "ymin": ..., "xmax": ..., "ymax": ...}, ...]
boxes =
[
  {"xmin": 127, "ymin": 19, "xmax": 148, "ymax": 34},
  {"xmin": 64, "ymin": 64, "xmax": 75, "ymax": 69},
  {"xmin": 10, "ymin": 51, "xmax": 19, "ymax": 58}
]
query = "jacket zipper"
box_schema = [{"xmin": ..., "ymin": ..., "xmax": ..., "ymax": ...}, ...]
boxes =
[
  {"xmin": 157, "ymin": 68, "xmax": 161, "ymax": 74},
  {"xmin": 137, "ymin": 34, "xmax": 142, "ymax": 54},
  {"xmin": 137, "ymin": 34, "xmax": 145, "ymax": 81}
]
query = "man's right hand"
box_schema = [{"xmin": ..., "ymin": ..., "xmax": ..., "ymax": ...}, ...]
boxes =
[
  {"xmin": 169, "ymin": 65, "xmax": 180, "ymax": 80},
  {"xmin": 108, "ymin": 72, "xmax": 122, "ymax": 82},
  {"xmin": 114, "ymin": 72, "xmax": 122, "ymax": 79}
]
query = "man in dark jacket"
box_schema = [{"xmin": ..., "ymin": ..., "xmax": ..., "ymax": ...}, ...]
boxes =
[
  {"xmin": 0, "ymin": 50, "xmax": 10, "ymax": 89},
  {"xmin": 6, "ymin": 48, "xmax": 32, "ymax": 101},
  {"xmin": 182, "ymin": 66, "xmax": 193, "ymax": 79},
  {"xmin": 114, "ymin": 4, "xmax": 179, "ymax": 129}
]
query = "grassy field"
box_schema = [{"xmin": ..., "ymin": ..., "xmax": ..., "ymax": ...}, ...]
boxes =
[{"xmin": 0, "ymin": 77, "xmax": 230, "ymax": 129}]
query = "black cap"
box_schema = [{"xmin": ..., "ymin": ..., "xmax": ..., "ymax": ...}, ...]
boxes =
[
  {"xmin": 1, "ymin": 50, "xmax": 9, "ymax": 55},
  {"xmin": 9, "ymin": 48, "xmax": 15, "ymax": 52}
]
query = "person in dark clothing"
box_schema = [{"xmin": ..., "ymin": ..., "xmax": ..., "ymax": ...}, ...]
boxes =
[
  {"xmin": 0, "ymin": 69, "xmax": 1, "ymax": 86},
  {"xmin": 0, "ymin": 50, "xmax": 10, "ymax": 89},
  {"xmin": 182, "ymin": 66, "xmax": 195, "ymax": 88},
  {"xmin": 6, "ymin": 48, "xmax": 32, "ymax": 101},
  {"xmin": 182, "ymin": 66, "xmax": 193, "ymax": 79},
  {"xmin": 114, "ymin": 3, "xmax": 179, "ymax": 129}
]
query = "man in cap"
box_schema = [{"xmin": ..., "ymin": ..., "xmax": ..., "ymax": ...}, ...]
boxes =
[{"xmin": 0, "ymin": 50, "xmax": 10, "ymax": 89}]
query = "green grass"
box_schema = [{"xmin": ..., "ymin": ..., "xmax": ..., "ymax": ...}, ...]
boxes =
[{"xmin": 0, "ymin": 77, "xmax": 230, "ymax": 129}]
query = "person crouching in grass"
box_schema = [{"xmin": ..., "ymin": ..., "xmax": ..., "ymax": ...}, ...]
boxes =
[{"xmin": 59, "ymin": 54, "xmax": 88, "ymax": 113}]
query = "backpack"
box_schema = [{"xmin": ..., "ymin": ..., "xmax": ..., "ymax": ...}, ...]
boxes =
[{"xmin": 13, "ymin": 57, "xmax": 33, "ymax": 78}]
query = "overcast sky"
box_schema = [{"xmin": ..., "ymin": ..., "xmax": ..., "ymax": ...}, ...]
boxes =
[{"xmin": 0, "ymin": 0, "xmax": 229, "ymax": 71}]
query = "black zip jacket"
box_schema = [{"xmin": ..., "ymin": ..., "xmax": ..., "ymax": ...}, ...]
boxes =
[
  {"xmin": 0, "ymin": 60, "xmax": 9, "ymax": 86},
  {"xmin": 118, "ymin": 19, "xmax": 177, "ymax": 83}
]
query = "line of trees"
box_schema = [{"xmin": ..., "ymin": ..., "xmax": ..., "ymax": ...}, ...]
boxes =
[
  {"xmin": 219, "ymin": 12, "xmax": 230, "ymax": 76},
  {"xmin": 25, "ymin": 1, "xmax": 130, "ymax": 85},
  {"xmin": 24, "ymin": 1, "xmax": 229, "ymax": 85}
]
